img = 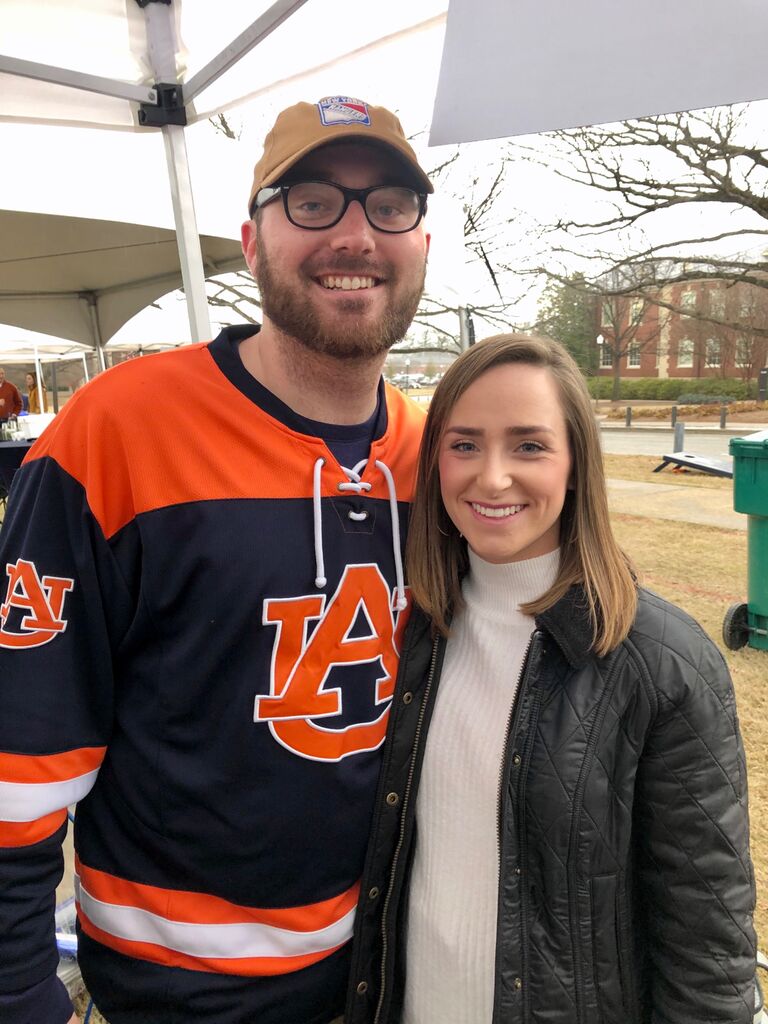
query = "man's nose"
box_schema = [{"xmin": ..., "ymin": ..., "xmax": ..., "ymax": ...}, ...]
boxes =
[{"xmin": 327, "ymin": 200, "xmax": 376, "ymax": 253}]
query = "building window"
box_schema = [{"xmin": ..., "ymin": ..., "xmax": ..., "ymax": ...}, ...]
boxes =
[
  {"xmin": 677, "ymin": 338, "xmax": 694, "ymax": 368},
  {"xmin": 705, "ymin": 339, "xmax": 721, "ymax": 367},
  {"xmin": 710, "ymin": 292, "xmax": 726, "ymax": 319},
  {"xmin": 629, "ymin": 298, "xmax": 644, "ymax": 325},
  {"xmin": 601, "ymin": 301, "xmax": 613, "ymax": 328},
  {"xmin": 736, "ymin": 335, "xmax": 752, "ymax": 368},
  {"xmin": 600, "ymin": 343, "xmax": 613, "ymax": 368},
  {"xmin": 628, "ymin": 343, "xmax": 641, "ymax": 368},
  {"xmin": 680, "ymin": 290, "xmax": 696, "ymax": 310}
]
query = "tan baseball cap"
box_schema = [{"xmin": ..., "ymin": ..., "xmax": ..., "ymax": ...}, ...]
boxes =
[{"xmin": 248, "ymin": 96, "xmax": 433, "ymax": 214}]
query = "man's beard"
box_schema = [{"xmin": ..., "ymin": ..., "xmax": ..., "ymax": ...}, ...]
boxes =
[{"xmin": 255, "ymin": 243, "xmax": 426, "ymax": 362}]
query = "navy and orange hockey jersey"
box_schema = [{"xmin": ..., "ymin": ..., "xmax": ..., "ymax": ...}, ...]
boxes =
[{"xmin": 0, "ymin": 326, "xmax": 425, "ymax": 1024}]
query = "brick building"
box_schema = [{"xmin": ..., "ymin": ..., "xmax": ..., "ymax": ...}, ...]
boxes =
[{"xmin": 595, "ymin": 275, "xmax": 768, "ymax": 384}]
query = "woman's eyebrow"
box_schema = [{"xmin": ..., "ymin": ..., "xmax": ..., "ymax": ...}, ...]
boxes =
[{"xmin": 444, "ymin": 424, "xmax": 555, "ymax": 436}]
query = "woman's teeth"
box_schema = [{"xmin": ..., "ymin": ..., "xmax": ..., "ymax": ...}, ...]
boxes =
[{"xmin": 471, "ymin": 503, "xmax": 525, "ymax": 518}]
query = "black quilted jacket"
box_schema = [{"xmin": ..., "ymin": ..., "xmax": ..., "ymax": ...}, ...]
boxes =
[{"xmin": 344, "ymin": 586, "xmax": 756, "ymax": 1024}]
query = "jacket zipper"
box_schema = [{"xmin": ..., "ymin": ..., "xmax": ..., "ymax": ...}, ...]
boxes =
[
  {"xmin": 493, "ymin": 632, "xmax": 542, "ymax": 1024},
  {"xmin": 495, "ymin": 632, "xmax": 537, "ymax": 851},
  {"xmin": 566, "ymin": 656, "xmax": 621, "ymax": 1024},
  {"xmin": 373, "ymin": 633, "xmax": 441, "ymax": 1024}
]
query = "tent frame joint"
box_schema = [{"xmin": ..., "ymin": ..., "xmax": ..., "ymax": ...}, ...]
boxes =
[{"xmin": 138, "ymin": 83, "xmax": 187, "ymax": 127}]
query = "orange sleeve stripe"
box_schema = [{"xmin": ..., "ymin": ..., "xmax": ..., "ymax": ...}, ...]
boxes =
[
  {"xmin": 0, "ymin": 809, "xmax": 67, "ymax": 847},
  {"xmin": 77, "ymin": 912, "xmax": 344, "ymax": 977},
  {"xmin": 75, "ymin": 857, "xmax": 360, "ymax": 931},
  {"xmin": 0, "ymin": 746, "xmax": 106, "ymax": 784}
]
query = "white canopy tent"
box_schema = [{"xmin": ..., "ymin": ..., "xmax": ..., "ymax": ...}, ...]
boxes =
[
  {"xmin": 0, "ymin": 0, "xmax": 450, "ymax": 348},
  {"xmin": 430, "ymin": 0, "xmax": 768, "ymax": 144},
  {"xmin": 0, "ymin": 208, "xmax": 245, "ymax": 361},
  {"xmin": 0, "ymin": 325, "xmax": 94, "ymax": 411}
]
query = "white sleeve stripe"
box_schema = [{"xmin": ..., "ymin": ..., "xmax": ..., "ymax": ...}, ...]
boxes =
[
  {"xmin": 75, "ymin": 875, "xmax": 356, "ymax": 960},
  {"xmin": 0, "ymin": 769, "xmax": 99, "ymax": 822}
]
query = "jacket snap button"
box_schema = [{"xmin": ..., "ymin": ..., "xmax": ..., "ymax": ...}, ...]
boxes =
[
  {"xmin": 402, "ymin": 691, "xmax": 414, "ymax": 704},
  {"xmin": 386, "ymin": 792, "xmax": 399, "ymax": 806},
  {"xmin": 368, "ymin": 886, "xmax": 380, "ymax": 900},
  {"xmin": 357, "ymin": 981, "xmax": 369, "ymax": 995},
  {"xmin": 514, "ymin": 866, "xmax": 521, "ymax": 875},
  {"xmin": 512, "ymin": 753, "xmax": 522, "ymax": 766},
  {"xmin": 514, "ymin": 977, "xmax": 523, "ymax": 990}
]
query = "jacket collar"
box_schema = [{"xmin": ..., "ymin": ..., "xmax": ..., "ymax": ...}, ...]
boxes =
[{"xmin": 535, "ymin": 586, "xmax": 596, "ymax": 669}]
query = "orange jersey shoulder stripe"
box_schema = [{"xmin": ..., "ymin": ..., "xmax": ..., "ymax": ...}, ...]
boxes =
[
  {"xmin": 77, "ymin": 913, "xmax": 345, "ymax": 977},
  {"xmin": 25, "ymin": 349, "xmax": 425, "ymax": 538},
  {"xmin": 0, "ymin": 808, "xmax": 66, "ymax": 848},
  {"xmin": 75, "ymin": 857, "xmax": 360, "ymax": 931},
  {"xmin": 0, "ymin": 746, "xmax": 106, "ymax": 784}
]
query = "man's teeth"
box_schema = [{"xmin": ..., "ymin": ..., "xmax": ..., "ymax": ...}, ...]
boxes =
[
  {"xmin": 471, "ymin": 503, "xmax": 525, "ymax": 518},
  {"xmin": 320, "ymin": 275, "xmax": 376, "ymax": 290}
]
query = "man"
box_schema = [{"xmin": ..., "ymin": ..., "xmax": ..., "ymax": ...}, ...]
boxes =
[
  {"xmin": 0, "ymin": 367, "xmax": 22, "ymax": 422},
  {"xmin": 0, "ymin": 96, "xmax": 431, "ymax": 1024}
]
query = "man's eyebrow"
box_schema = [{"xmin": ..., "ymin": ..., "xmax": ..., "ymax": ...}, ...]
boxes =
[{"xmin": 444, "ymin": 424, "xmax": 556, "ymax": 436}]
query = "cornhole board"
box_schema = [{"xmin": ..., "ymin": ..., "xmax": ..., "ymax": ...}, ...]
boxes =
[{"xmin": 653, "ymin": 452, "xmax": 733, "ymax": 478}]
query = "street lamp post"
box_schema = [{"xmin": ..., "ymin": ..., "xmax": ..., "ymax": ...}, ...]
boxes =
[{"xmin": 595, "ymin": 335, "xmax": 604, "ymax": 409}]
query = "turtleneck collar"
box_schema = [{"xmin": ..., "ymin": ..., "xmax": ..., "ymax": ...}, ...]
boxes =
[{"xmin": 463, "ymin": 547, "xmax": 561, "ymax": 622}]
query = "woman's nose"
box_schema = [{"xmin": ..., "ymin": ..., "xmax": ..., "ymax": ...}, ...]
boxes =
[{"xmin": 477, "ymin": 454, "xmax": 513, "ymax": 494}]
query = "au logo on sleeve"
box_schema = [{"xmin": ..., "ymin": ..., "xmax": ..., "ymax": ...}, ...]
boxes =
[
  {"xmin": 255, "ymin": 564, "xmax": 411, "ymax": 762},
  {"xmin": 0, "ymin": 559, "xmax": 74, "ymax": 649}
]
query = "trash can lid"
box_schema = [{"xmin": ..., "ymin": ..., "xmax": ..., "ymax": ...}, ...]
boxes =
[{"xmin": 729, "ymin": 429, "xmax": 768, "ymax": 455}]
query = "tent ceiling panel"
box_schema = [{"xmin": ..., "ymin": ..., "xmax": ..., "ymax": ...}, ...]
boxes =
[
  {"xmin": 0, "ymin": 209, "xmax": 244, "ymax": 346},
  {"xmin": 0, "ymin": 1, "xmax": 449, "ymax": 129}
]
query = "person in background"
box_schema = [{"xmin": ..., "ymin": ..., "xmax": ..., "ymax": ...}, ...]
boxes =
[
  {"xmin": 0, "ymin": 367, "xmax": 22, "ymax": 423},
  {"xmin": 0, "ymin": 95, "xmax": 431, "ymax": 1024},
  {"xmin": 25, "ymin": 371, "xmax": 47, "ymax": 414},
  {"xmin": 349, "ymin": 333, "xmax": 756, "ymax": 1024}
]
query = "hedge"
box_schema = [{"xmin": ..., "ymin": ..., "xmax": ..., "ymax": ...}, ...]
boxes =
[{"xmin": 586, "ymin": 377, "xmax": 754, "ymax": 400}]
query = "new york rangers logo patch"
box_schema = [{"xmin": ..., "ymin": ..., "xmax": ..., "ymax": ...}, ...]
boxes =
[{"xmin": 317, "ymin": 96, "xmax": 371, "ymax": 127}]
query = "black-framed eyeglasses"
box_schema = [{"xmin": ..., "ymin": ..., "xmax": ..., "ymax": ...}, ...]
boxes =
[{"xmin": 252, "ymin": 180, "xmax": 428, "ymax": 233}]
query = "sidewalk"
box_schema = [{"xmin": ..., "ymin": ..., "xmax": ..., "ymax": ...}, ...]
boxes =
[{"xmin": 606, "ymin": 477, "xmax": 745, "ymax": 531}]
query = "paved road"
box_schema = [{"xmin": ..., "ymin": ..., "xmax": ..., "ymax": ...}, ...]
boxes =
[{"xmin": 600, "ymin": 426, "xmax": 752, "ymax": 457}]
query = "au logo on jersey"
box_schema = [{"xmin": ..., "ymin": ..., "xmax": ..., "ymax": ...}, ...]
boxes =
[
  {"xmin": 0, "ymin": 559, "xmax": 74, "ymax": 649},
  {"xmin": 255, "ymin": 564, "xmax": 411, "ymax": 762}
]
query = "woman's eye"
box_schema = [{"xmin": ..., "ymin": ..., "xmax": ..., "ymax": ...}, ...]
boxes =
[
  {"xmin": 518, "ymin": 440, "xmax": 545, "ymax": 454},
  {"xmin": 451, "ymin": 440, "xmax": 477, "ymax": 453}
]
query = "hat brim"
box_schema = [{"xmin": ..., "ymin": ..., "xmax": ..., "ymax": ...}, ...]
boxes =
[{"xmin": 257, "ymin": 130, "xmax": 433, "ymax": 198}]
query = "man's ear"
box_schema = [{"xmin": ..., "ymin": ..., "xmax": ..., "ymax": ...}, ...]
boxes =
[{"xmin": 241, "ymin": 219, "xmax": 259, "ymax": 277}]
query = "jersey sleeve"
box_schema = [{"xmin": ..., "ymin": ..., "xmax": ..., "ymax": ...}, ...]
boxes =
[{"xmin": 0, "ymin": 403, "xmax": 139, "ymax": 1020}]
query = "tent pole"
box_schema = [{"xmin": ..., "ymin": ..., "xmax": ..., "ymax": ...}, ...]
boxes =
[
  {"xmin": 51, "ymin": 362, "xmax": 59, "ymax": 413},
  {"xmin": 141, "ymin": 0, "xmax": 212, "ymax": 344},
  {"xmin": 33, "ymin": 341, "xmax": 43, "ymax": 412},
  {"xmin": 161, "ymin": 124, "xmax": 213, "ymax": 343},
  {"xmin": 83, "ymin": 295, "xmax": 107, "ymax": 373}
]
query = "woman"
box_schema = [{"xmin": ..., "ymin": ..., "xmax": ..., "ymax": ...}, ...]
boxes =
[
  {"xmin": 26, "ymin": 371, "xmax": 47, "ymax": 414},
  {"xmin": 347, "ymin": 334, "xmax": 756, "ymax": 1024}
]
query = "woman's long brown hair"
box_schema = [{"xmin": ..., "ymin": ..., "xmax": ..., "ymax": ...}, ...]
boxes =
[{"xmin": 406, "ymin": 333, "xmax": 637, "ymax": 656}]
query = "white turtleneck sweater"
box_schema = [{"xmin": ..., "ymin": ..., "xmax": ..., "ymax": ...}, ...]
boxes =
[{"xmin": 402, "ymin": 547, "xmax": 560, "ymax": 1024}]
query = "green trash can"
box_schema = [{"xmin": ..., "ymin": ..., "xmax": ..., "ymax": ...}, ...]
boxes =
[{"xmin": 723, "ymin": 429, "xmax": 768, "ymax": 651}]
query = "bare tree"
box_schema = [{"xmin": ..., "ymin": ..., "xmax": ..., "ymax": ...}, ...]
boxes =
[{"xmin": 533, "ymin": 105, "xmax": 768, "ymax": 338}]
